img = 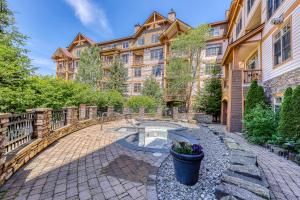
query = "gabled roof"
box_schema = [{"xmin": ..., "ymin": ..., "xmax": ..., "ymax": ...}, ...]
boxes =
[
  {"xmin": 133, "ymin": 11, "xmax": 173, "ymax": 38},
  {"xmin": 52, "ymin": 48, "xmax": 76, "ymax": 60},
  {"xmin": 159, "ymin": 19, "xmax": 192, "ymax": 41},
  {"xmin": 67, "ymin": 33, "xmax": 95, "ymax": 51}
]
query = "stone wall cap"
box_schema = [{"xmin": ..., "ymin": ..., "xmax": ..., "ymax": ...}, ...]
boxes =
[
  {"xmin": 66, "ymin": 106, "xmax": 78, "ymax": 109},
  {"xmin": 87, "ymin": 106, "xmax": 97, "ymax": 108},
  {"xmin": 0, "ymin": 113, "xmax": 12, "ymax": 118},
  {"xmin": 27, "ymin": 108, "xmax": 53, "ymax": 112}
]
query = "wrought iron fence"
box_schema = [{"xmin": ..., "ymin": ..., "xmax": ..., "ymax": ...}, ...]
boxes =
[
  {"xmin": 6, "ymin": 112, "xmax": 35, "ymax": 153},
  {"xmin": 85, "ymin": 108, "xmax": 90, "ymax": 119},
  {"xmin": 51, "ymin": 109, "xmax": 67, "ymax": 131},
  {"xmin": 97, "ymin": 107, "xmax": 108, "ymax": 117},
  {"xmin": 162, "ymin": 108, "xmax": 173, "ymax": 117}
]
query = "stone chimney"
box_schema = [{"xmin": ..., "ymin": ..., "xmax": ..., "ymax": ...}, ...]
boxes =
[
  {"xmin": 134, "ymin": 24, "xmax": 141, "ymax": 33},
  {"xmin": 168, "ymin": 9, "xmax": 176, "ymax": 22}
]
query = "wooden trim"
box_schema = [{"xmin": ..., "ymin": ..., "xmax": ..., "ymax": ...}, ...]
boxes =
[
  {"xmin": 222, "ymin": 23, "xmax": 264, "ymax": 65},
  {"xmin": 262, "ymin": 0, "xmax": 300, "ymax": 42},
  {"xmin": 272, "ymin": 17, "xmax": 293, "ymax": 69}
]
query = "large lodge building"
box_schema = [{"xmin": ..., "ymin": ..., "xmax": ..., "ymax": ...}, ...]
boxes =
[{"xmin": 53, "ymin": 0, "xmax": 300, "ymax": 133}]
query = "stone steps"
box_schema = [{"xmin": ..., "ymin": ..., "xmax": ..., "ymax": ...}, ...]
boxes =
[{"xmin": 211, "ymin": 129, "xmax": 271, "ymax": 200}]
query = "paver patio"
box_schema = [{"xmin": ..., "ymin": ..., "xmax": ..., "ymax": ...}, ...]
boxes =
[
  {"xmin": 0, "ymin": 120, "xmax": 299, "ymax": 200},
  {"xmin": 210, "ymin": 124, "xmax": 300, "ymax": 200},
  {"xmin": 0, "ymin": 119, "xmax": 167, "ymax": 200}
]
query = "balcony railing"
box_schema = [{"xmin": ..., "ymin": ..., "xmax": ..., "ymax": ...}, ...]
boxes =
[{"xmin": 243, "ymin": 69, "xmax": 262, "ymax": 84}]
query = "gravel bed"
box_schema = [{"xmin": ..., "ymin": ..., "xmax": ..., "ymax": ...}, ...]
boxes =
[{"xmin": 156, "ymin": 126, "xmax": 230, "ymax": 200}]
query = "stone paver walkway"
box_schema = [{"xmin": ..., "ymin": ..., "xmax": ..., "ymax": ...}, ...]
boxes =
[
  {"xmin": 0, "ymin": 119, "xmax": 167, "ymax": 200},
  {"xmin": 210, "ymin": 124, "xmax": 300, "ymax": 200}
]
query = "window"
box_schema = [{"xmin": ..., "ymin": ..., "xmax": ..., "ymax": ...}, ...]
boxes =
[
  {"xmin": 209, "ymin": 27, "xmax": 220, "ymax": 37},
  {"xmin": 204, "ymin": 64, "xmax": 221, "ymax": 75},
  {"xmin": 236, "ymin": 17, "xmax": 242, "ymax": 37},
  {"xmin": 122, "ymin": 41, "xmax": 129, "ymax": 49},
  {"xmin": 137, "ymin": 37, "xmax": 144, "ymax": 46},
  {"xmin": 134, "ymin": 67, "xmax": 142, "ymax": 77},
  {"xmin": 134, "ymin": 83, "xmax": 142, "ymax": 93},
  {"xmin": 76, "ymin": 49, "xmax": 81, "ymax": 57},
  {"xmin": 150, "ymin": 48, "xmax": 163, "ymax": 60},
  {"xmin": 152, "ymin": 65, "xmax": 162, "ymax": 76},
  {"xmin": 268, "ymin": 0, "xmax": 283, "ymax": 19},
  {"xmin": 273, "ymin": 23, "xmax": 291, "ymax": 66},
  {"xmin": 247, "ymin": 0, "xmax": 255, "ymax": 14},
  {"xmin": 151, "ymin": 34, "xmax": 159, "ymax": 43},
  {"xmin": 274, "ymin": 96, "xmax": 283, "ymax": 113},
  {"xmin": 121, "ymin": 54, "xmax": 129, "ymax": 63},
  {"xmin": 111, "ymin": 44, "xmax": 117, "ymax": 49},
  {"xmin": 59, "ymin": 62, "xmax": 64, "ymax": 68},
  {"xmin": 246, "ymin": 52, "xmax": 258, "ymax": 69},
  {"xmin": 206, "ymin": 44, "xmax": 222, "ymax": 56}
]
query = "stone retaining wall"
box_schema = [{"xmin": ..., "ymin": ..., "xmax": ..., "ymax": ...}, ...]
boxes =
[{"xmin": 207, "ymin": 127, "xmax": 271, "ymax": 200}]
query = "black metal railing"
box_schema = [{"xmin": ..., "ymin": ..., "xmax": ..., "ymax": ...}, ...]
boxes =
[
  {"xmin": 51, "ymin": 109, "xmax": 67, "ymax": 131},
  {"xmin": 6, "ymin": 112, "xmax": 35, "ymax": 153},
  {"xmin": 97, "ymin": 107, "xmax": 108, "ymax": 117},
  {"xmin": 85, "ymin": 108, "xmax": 90, "ymax": 119}
]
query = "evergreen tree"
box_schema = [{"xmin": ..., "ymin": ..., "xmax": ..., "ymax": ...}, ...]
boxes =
[
  {"xmin": 141, "ymin": 76, "xmax": 163, "ymax": 104},
  {"xmin": 0, "ymin": 0, "xmax": 33, "ymax": 87},
  {"xmin": 194, "ymin": 66, "xmax": 222, "ymax": 121},
  {"xmin": 244, "ymin": 80, "xmax": 266, "ymax": 116},
  {"xmin": 106, "ymin": 57, "xmax": 127, "ymax": 94},
  {"xmin": 278, "ymin": 87, "xmax": 294, "ymax": 140},
  {"xmin": 76, "ymin": 46, "xmax": 102, "ymax": 89},
  {"xmin": 291, "ymin": 86, "xmax": 300, "ymax": 140}
]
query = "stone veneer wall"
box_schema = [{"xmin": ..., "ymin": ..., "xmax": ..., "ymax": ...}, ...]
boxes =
[{"xmin": 264, "ymin": 68, "xmax": 300, "ymax": 103}]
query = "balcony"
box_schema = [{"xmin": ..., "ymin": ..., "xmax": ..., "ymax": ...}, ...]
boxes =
[{"xmin": 243, "ymin": 69, "xmax": 262, "ymax": 84}]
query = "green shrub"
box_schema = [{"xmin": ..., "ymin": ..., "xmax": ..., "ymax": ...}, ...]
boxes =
[
  {"xmin": 94, "ymin": 90, "xmax": 124, "ymax": 110},
  {"xmin": 278, "ymin": 87, "xmax": 294, "ymax": 140},
  {"xmin": 126, "ymin": 96, "xmax": 156, "ymax": 113},
  {"xmin": 244, "ymin": 104, "xmax": 277, "ymax": 145},
  {"xmin": 291, "ymin": 86, "xmax": 300, "ymax": 141},
  {"xmin": 244, "ymin": 80, "xmax": 266, "ymax": 116}
]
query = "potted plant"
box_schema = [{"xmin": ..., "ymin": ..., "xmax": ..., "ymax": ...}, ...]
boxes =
[{"xmin": 170, "ymin": 142, "xmax": 204, "ymax": 186}]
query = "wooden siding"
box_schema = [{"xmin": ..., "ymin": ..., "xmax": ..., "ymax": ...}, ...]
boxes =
[{"xmin": 262, "ymin": 4, "xmax": 300, "ymax": 82}]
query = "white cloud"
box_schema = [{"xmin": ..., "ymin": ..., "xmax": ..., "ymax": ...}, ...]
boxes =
[
  {"xmin": 64, "ymin": 0, "xmax": 112, "ymax": 36},
  {"xmin": 31, "ymin": 57, "xmax": 56, "ymax": 75}
]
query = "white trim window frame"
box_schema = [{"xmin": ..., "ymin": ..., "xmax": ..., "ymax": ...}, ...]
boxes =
[
  {"xmin": 267, "ymin": 0, "xmax": 283, "ymax": 19},
  {"xmin": 122, "ymin": 41, "xmax": 129, "ymax": 49},
  {"xmin": 273, "ymin": 23, "xmax": 291, "ymax": 66}
]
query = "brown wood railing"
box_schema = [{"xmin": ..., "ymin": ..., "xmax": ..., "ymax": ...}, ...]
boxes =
[{"xmin": 243, "ymin": 69, "xmax": 262, "ymax": 84}]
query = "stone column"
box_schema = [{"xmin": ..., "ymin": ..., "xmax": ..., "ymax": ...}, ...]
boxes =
[
  {"xmin": 28, "ymin": 108, "xmax": 52, "ymax": 139},
  {"xmin": 156, "ymin": 107, "xmax": 162, "ymax": 118},
  {"xmin": 0, "ymin": 114, "xmax": 10, "ymax": 163},
  {"xmin": 88, "ymin": 106, "xmax": 97, "ymax": 119},
  {"xmin": 107, "ymin": 106, "xmax": 114, "ymax": 117},
  {"xmin": 66, "ymin": 107, "xmax": 78, "ymax": 125},
  {"xmin": 172, "ymin": 107, "xmax": 178, "ymax": 120},
  {"xmin": 139, "ymin": 107, "xmax": 145, "ymax": 117},
  {"xmin": 79, "ymin": 104, "xmax": 86, "ymax": 120}
]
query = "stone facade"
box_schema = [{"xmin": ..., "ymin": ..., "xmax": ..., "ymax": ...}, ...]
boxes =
[{"xmin": 264, "ymin": 68, "xmax": 300, "ymax": 103}]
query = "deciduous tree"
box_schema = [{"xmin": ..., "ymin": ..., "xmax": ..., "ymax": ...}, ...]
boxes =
[
  {"xmin": 141, "ymin": 76, "xmax": 163, "ymax": 104},
  {"xmin": 106, "ymin": 58, "xmax": 127, "ymax": 94}
]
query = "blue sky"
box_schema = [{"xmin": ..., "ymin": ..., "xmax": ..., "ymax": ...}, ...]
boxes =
[{"xmin": 8, "ymin": 0, "xmax": 231, "ymax": 75}]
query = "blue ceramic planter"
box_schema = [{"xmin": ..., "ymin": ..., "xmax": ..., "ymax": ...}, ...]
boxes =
[{"xmin": 170, "ymin": 148, "xmax": 204, "ymax": 186}]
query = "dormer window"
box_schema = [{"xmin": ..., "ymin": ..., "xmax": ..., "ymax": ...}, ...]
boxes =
[
  {"xmin": 138, "ymin": 37, "xmax": 145, "ymax": 46},
  {"xmin": 210, "ymin": 27, "xmax": 220, "ymax": 37}
]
